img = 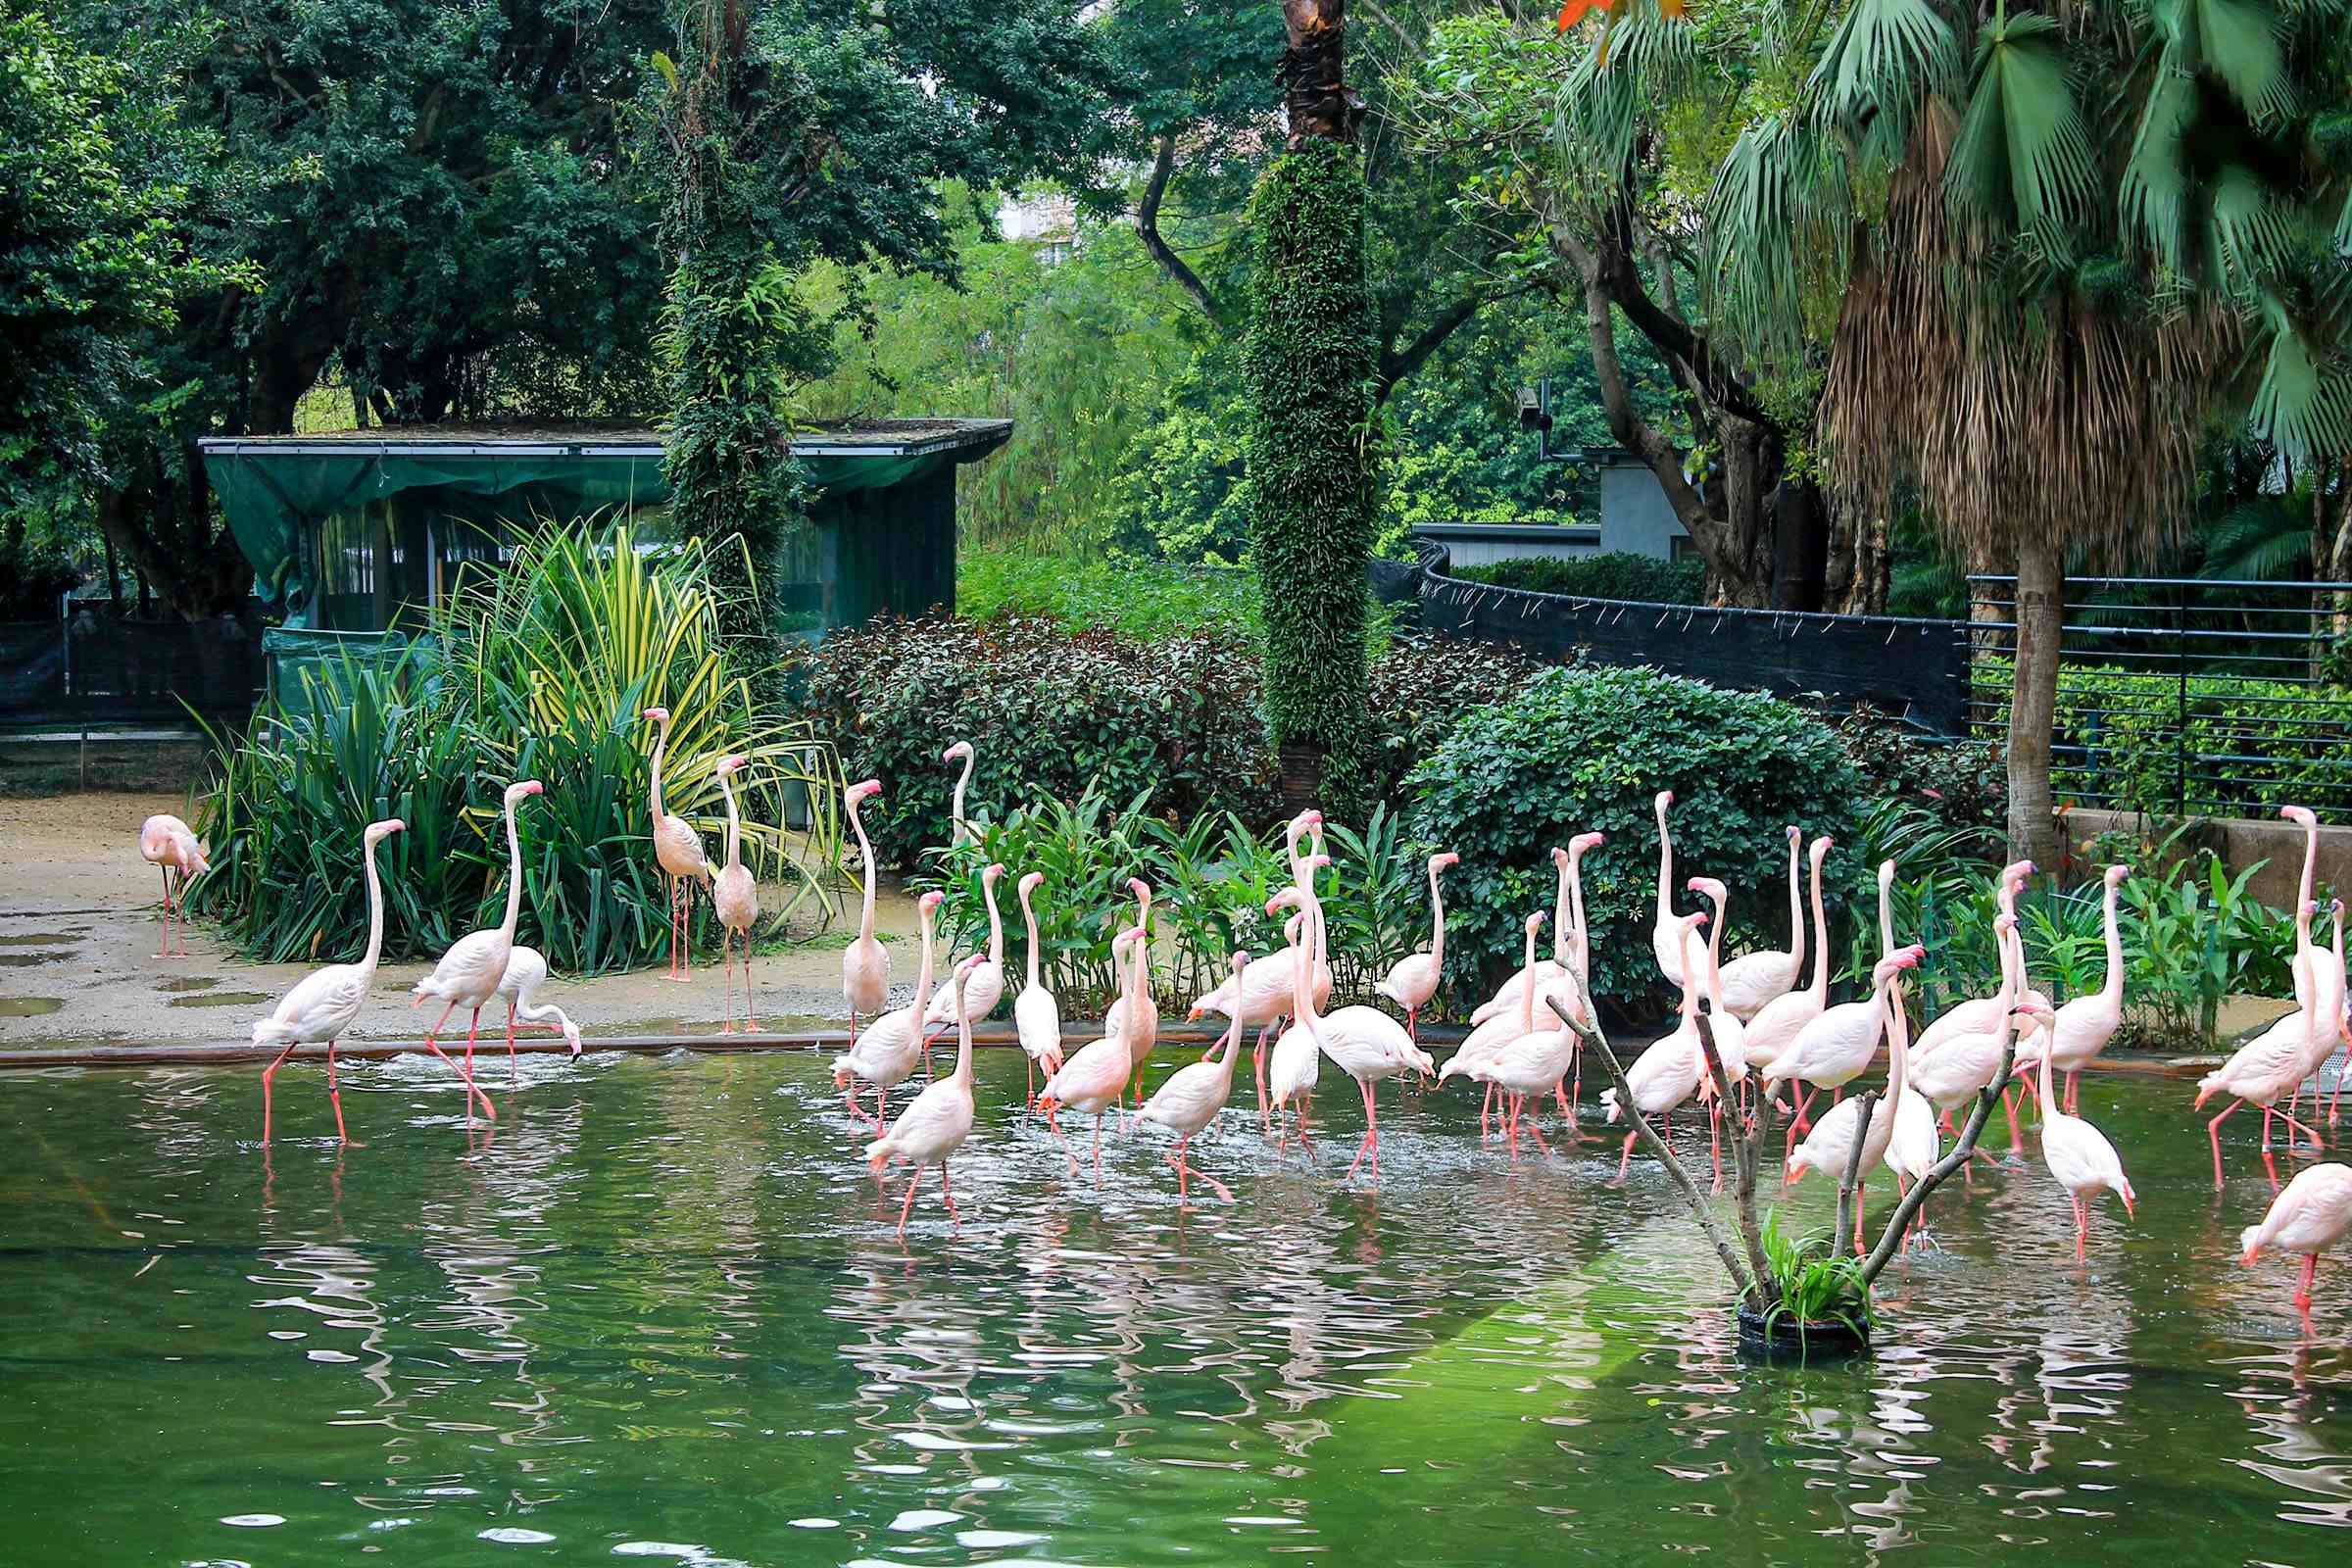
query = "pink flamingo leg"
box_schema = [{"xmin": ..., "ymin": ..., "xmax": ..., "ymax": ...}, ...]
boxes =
[
  {"xmin": 1092, "ymin": 1111, "xmax": 1106, "ymax": 1183},
  {"xmin": 895, "ymin": 1162, "xmax": 923, "ymax": 1238},
  {"xmin": 2209, "ymin": 1099, "xmax": 2241, "ymax": 1190},
  {"xmin": 1480, "ymin": 1082, "xmax": 1496, "ymax": 1141},
  {"xmin": 157, "ymin": 866, "xmax": 173, "ymax": 958},
  {"xmin": 505, "ymin": 1002, "xmax": 521, "ymax": 1087},
  {"xmin": 2065, "ymin": 1070, "xmax": 2081, "ymax": 1116},
  {"xmin": 1615, "ymin": 1131, "xmax": 1637, "ymax": 1184},
  {"xmin": 1708, "ymin": 1104, "xmax": 1724, "ymax": 1194},
  {"xmin": 1043, "ymin": 1102, "xmax": 1078, "ymax": 1178},
  {"xmin": 939, "ymin": 1159, "xmax": 959, "ymax": 1229},
  {"xmin": 420, "ymin": 1002, "xmax": 497, "ymax": 1123},
  {"xmin": 2073, "ymin": 1194, "xmax": 2088, "ymax": 1261},
  {"xmin": 260, "ymin": 1041, "xmax": 296, "ymax": 1144},
  {"xmin": 326, "ymin": 1039, "xmax": 352, "ymax": 1146},
  {"xmin": 1026, "ymin": 1056, "xmax": 1036, "ymax": 1107},
  {"xmin": 742, "ymin": 940, "xmax": 760, "ymax": 1033},
  {"xmin": 1346, "ymin": 1077, "xmax": 1379, "ymax": 1181},
  {"xmin": 720, "ymin": 931, "xmax": 736, "ymax": 1034},
  {"xmin": 1520, "ymin": 1102, "xmax": 1553, "ymax": 1158},
  {"xmin": 2294, "ymin": 1252, "xmax": 2318, "ymax": 1313},
  {"xmin": 1254, "ymin": 1033, "xmax": 1270, "ymax": 1128}
]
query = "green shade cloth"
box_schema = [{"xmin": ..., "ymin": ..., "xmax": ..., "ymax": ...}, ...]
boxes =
[{"xmin": 261, "ymin": 627, "xmax": 436, "ymax": 726}]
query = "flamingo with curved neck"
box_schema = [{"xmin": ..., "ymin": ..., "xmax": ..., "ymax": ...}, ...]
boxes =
[
  {"xmin": 943, "ymin": 740, "xmax": 977, "ymax": 847},
  {"xmin": 1652, "ymin": 791, "xmax": 1688, "ymax": 988},
  {"xmin": 841, "ymin": 780, "xmax": 890, "ymax": 1043}
]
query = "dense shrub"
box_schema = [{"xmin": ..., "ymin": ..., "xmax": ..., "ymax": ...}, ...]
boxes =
[
  {"xmin": 1452, "ymin": 552, "xmax": 1706, "ymax": 604},
  {"xmin": 803, "ymin": 615, "xmax": 1543, "ymax": 868},
  {"xmin": 1404, "ymin": 664, "xmax": 1867, "ymax": 1012},
  {"xmin": 1977, "ymin": 656, "xmax": 2352, "ymax": 815},
  {"xmin": 1831, "ymin": 707, "xmax": 2008, "ymax": 835}
]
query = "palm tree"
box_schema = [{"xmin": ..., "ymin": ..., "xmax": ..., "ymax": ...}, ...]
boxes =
[{"xmin": 1705, "ymin": 0, "xmax": 2351, "ymax": 860}]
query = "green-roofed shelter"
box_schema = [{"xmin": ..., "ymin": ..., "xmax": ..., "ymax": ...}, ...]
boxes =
[{"xmin": 196, "ymin": 418, "xmax": 1012, "ymax": 641}]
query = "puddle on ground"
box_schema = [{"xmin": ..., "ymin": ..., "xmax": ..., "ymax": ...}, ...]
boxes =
[
  {"xmin": 156, "ymin": 976, "xmax": 220, "ymax": 994},
  {"xmin": 0, "ymin": 932, "xmax": 78, "ymax": 947},
  {"xmin": 0, "ymin": 954, "xmax": 70, "ymax": 968},
  {"xmin": 166, "ymin": 991, "xmax": 270, "ymax": 1009},
  {"xmin": 0, "ymin": 999, "xmax": 65, "ymax": 1018}
]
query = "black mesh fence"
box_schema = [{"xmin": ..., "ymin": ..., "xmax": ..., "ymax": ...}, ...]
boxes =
[
  {"xmin": 1413, "ymin": 545, "xmax": 1971, "ymax": 735},
  {"xmin": 0, "ymin": 611, "xmax": 266, "ymax": 728}
]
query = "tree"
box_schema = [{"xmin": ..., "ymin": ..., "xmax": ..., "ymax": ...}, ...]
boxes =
[
  {"xmin": 1706, "ymin": 0, "xmax": 2352, "ymax": 860},
  {"xmin": 0, "ymin": 7, "xmax": 242, "ymax": 551}
]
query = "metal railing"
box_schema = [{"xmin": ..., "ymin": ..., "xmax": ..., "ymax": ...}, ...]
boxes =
[{"xmin": 1967, "ymin": 575, "xmax": 2352, "ymax": 818}]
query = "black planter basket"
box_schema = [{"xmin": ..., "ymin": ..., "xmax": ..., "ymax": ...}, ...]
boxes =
[{"xmin": 1736, "ymin": 1301, "xmax": 1872, "ymax": 1361}]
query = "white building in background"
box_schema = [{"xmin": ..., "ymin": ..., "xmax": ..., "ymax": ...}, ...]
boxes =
[{"xmin": 998, "ymin": 191, "xmax": 1078, "ymax": 265}]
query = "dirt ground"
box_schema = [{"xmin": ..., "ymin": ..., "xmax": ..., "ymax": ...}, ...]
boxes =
[{"xmin": 0, "ymin": 790, "xmax": 928, "ymax": 1050}]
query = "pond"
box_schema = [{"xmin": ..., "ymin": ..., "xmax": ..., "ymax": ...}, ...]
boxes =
[{"xmin": 0, "ymin": 1049, "xmax": 2344, "ymax": 1565}]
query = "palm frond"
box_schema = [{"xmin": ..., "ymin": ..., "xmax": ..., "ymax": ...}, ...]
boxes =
[
  {"xmin": 2245, "ymin": 306, "xmax": 2352, "ymax": 460},
  {"xmin": 1943, "ymin": 11, "xmax": 2095, "ymax": 253},
  {"xmin": 1806, "ymin": 0, "xmax": 1958, "ymax": 157}
]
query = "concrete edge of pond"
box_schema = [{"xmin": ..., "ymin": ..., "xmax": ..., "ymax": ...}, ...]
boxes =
[{"xmin": 0, "ymin": 1030, "xmax": 2218, "ymax": 1076}]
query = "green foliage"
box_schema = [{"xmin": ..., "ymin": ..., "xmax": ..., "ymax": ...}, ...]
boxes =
[
  {"xmin": 1757, "ymin": 1208, "xmax": 1871, "ymax": 1336},
  {"xmin": 1244, "ymin": 142, "xmax": 1382, "ymax": 812},
  {"xmin": 1976, "ymin": 655, "xmax": 2352, "ymax": 816},
  {"xmin": 919, "ymin": 787, "xmax": 1426, "ymax": 1017},
  {"xmin": 192, "ymin": 521, "xmax": 840, "ymax": 975},
  {"xmin": 1403, "ymin": 664, "xmax": 1867, "ymax": 1009},
  {"xmin": 957, "ymin": 545, "xmax": 1263, "ymax": 645},
  {"xmin": 1453, "ymin": 552, "xmax": 1707, "ymax": 604}
]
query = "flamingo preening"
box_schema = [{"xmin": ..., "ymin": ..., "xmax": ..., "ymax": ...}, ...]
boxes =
[
  {"xmin": 139, "ymin": 813, "xmax": 209, "ymax": 958},
  {"xmin": 2240, "ymin": 1161, "xmax": 2352, "ymax": 1326}
]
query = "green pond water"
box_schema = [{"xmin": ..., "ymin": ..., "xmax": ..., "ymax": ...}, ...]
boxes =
[{"xmin": 1, "ymin": 1048, "xmax": 2346, "ymax": 1566}]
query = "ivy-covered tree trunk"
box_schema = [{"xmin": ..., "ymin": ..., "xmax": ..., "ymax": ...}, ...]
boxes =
[
  {"xmin": 1247, "ymin": 0, "xmax": 1378, "ymax": 814},
  {"xmin": 661, "ymin": 0, "xmax": 807, "ymax": 652}
]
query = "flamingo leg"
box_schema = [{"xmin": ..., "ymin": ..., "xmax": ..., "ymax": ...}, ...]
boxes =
[
  {"xmin": 939, "ymin": 1159, "xmax": 958, "ymax": 1229},
  {"xmin": 2278, "ymin": 1104, "xmax": 2328, "ymax": 1151},
  {"xmin": 1093, "ymin": 1111, "xmax": 1106, "ymax": 1183},
  {"xmin": 1480, "ymin": 1082, "xmax": 1495, "ymax": 1142},
  {"xmin": 1043, "ymin": 1102, "xmax": 1078, "ymax": 1178},
  {"xmin": 420, "ymin": 1004, "xmax": 496, "ymax": 1124},
  {"xmin": 1614, "ymin": 1130, "xmax": 1636, "ymax": 1184},
  {"xmin": 157, "ymin": 866, "xmax": 173, "ymax": 958},
  {"xmin": 1522, "ymin": 1103, "xmax": 1553, "ymax": 1158},
  {"xmin": 1346, "ymin": 1077, "xmax": 1379, "ymax": 1181},
  {"xmin": 461, "ymin": 1007, "xmax": 493, "ymax": 1120},
  {"xmin": 505, "ymin": 1001, "xmax": 520, "ymax": 1087},
  {"xmin": 1852, "ymin": 1185, "xmax": 1867, "ymax": 1256},
  {"xmin": 2065, "ymin": 1070, "xmax": 2081, "ymax": 1116},
  {"xmin": 742, "ymin": 938, "xmax": 760, "ymax": 1033},
  {"xmin": 1025, "ymin": 1056, "xmax": 1036, "ymax": 1108},
  {"xmin": 325, "ymin": 1039, "xmax": 353, "ymax": 1146},
  {"xmin": 1708, "ymin": 1103, "xmax": 1723, "ymax": 1194},
  {"xmin": 2294, "ymin": 1252, "xmax": 2318, "ymax": 1312},
  {"xmin": 720, "ymin": 931, "xmax": 736, "ymax": 1034},
  {"xmin": 2208, "ymin": 1099, "xmax": 2242, "ymax": 1191},
  {"xmin": 1254, "ymin": 1031, "xmax": 1270, "ymax": 1129},
  {"xmin": 2002, "ymin": 1085, "xmax": 2025, "ymax": 1154},
  {"xmin": 2073, "ymin": 1193, "xmax": 2088, "ymax": 1261},
  {"xmin": 896, "ymin": 1162, "xmax": 923, "ymax": 1237},
  {"xmin": 260, "ymin": 1041, "xmax": 296, "ymax": 1145}
]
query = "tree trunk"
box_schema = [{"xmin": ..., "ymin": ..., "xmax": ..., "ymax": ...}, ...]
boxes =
[
  {"xmin": 1769, "ymin": 474, "xmax": 1828, "ymax": 612},
  {"xmin": 2006, "ymin": 533, "xmax": 2063, "ymax": 866},
  {"xmin": 1279, "ymin": 0, "xmax": 1358, "ymax": 146}
]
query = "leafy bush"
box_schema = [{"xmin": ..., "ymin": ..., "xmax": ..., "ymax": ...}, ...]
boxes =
[
  {"xmin": 193, "ymin": 523, "xmax": 841, "ymax": 975},
  {"xmin": 959, "ymin": 544, "xmax": 1264, "ymax": 645},
  {"xmin": 920, "ymin": 785, "xmax": 1428, "ymax": 1017},
  {"xmin": 1976, "ymin": 655, "xmax": 2352, "ymax": 815},
  {"xmin": 1832, "ymin": 708, "xmax": 2007, "ymax": 836},
  {"xmin": 1451, "ymin": 552, "xmax": 1706, "ymax": 604},
  {"xmin": 802, "ymin": 614, "xmax": 1543, "ymax": 868},
  {"xmin": 1403, "ymin": 664, "xmax": 1868, "ymax": 1010}
]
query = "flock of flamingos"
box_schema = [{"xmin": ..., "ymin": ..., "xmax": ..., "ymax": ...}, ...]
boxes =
[{"xmin": 130, "ymin": 717, "xmax": 2352, "ymax": 1317}]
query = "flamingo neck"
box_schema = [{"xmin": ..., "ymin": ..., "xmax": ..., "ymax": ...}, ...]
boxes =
[
  {"xmin": 951, "ymin": 756, "xmax": 972, "ymax": 844},
  {"xmin": 1019, "ymin": 883, "xmax": 1041, "ymax": 990},
  {"xmin": 850, "ymin": 799, "xmax": 878, "ymax": 942},
  {"xmin": 1785, "ymin": 837, "xmax": 1804, "ymax": 969},
  {"xmin": 1807, "ymin": 853, "xmax": 1831, "ymax": 1001},
  {"xmin": 984, "ymin": 876, "xmax": 1005, "ymax": 966},
  {"xmin": 1886, "ymin": 977, "xmax": 1909, "ymax": 1101},
  {"xmin": 1294, "ymin": 889, "xmax": 1326, "ymax": 1038},
  {"xmin": 1568, "ymin": 855, "xmax": 1591, "ymax": 982},
  {"xmin": 1705, "ymin": 896, "xmax": 1728, "ymax": 1004},
  {"xmin": 718, "ymin": 769, "xmax": 743, "ymax": 870},
  {"xmin": 1677, "ymin": 926, "xmax": 1701, "ymax": 1021},
  {"xmin": 360, "ymin": 835, "xmax": 388, "ymax": 975},
  {"xmin": 953, "ymin": 1006, "xmax": 975, "ymax": 1085},
  {"xmin": 2099, "ymin": 881, "xmax": 2125, "ymax": 1004},
  {"xmin": 1551, "ymin": 857, "xmax": 1571, "ymax": 965},
  {"xmin": 1514, "ymin": 920, "xmax": 1540, "ymax": 1035},
  {"xmin": 498, "ymin": 794, "xmax": 525, "ymax": 940},
  {"xmin": 1427, "ymin": 866, "xmax": 1446, "ymax": 972},
  {"xmin": 1877, "ymin": 875, "xmax": 1894, "ymax": 962},
  {"xmin": 649, "ymin": 717, "xmax": 668, "ymax": 818},
  {"xmin": 1655, "ymin": 806, "xmax": 1673, "ymax": 919},
  {"xmin": 910, "ymin": 906, "xmax": 938, "ymax": 1027}
]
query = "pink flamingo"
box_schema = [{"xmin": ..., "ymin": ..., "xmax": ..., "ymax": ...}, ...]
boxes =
[
  {"xmin": 2288, "ymin": 898, "xmax": 2348, "ymax": 1129},
  {"xmin": 249, "ymin": 817, "xmax": 404, "ymax": 1144},
  {"xmin": 1190, "ymin": 814, "xmax": 1328, "ymax": 1121},
  {"xmin": 1103, "ymin": 879, "xmax": 1160, "ymax": 1106},
  {"xmin": 868, "ymin": 955, "xmax": 986, "ymax": 1238},
  {"xmin": 1469, "ymin": 844, "xmax": 1570, "ymax": 1026},
  {"xmin": 138, "ymin": 812, "xmax": 209, "ymax": 957},
  {"xmin": 2198, "ymin": 899, "xmax": 2331, "ymax": 1191},
  {"xmin": 641, "ymin": 707, "xmax": 712, "ymax": 981},
  {"xmin": 1714, "ymin": 824, "xmax": 1806, "ymax": 1019},
  {"xmin": 2015, "ymin": 1000, "xmax": 2134, "ymax": 1259},
  {"xmin": 1374, "ymin": 852, "xmax": 1457, "ymax": 1041},
  {"xmin": 1038, "ymin": 926, "xmax": 1146, "ymax": 1180},
  {"xmin": 1012, "ymin": 871, "xmax": 1064, "ymax": 1105},
  {"xmin": 1786, "ymin": 949, "xmax": 1922, "ymax": 1251},
  {"xmin": 1915, "ymin": 859, "xmax": 2050, "ymax": 1055},
  {"xmin": 1739, "ymin": 836, "xmax": 1835, "ymax": 1080},
  {"xmin": 711, "ymin": 754, "xmax": 761, "ymax": 1033},
  {"xmin": 1763, "ymin": 943, "xmax": 1926, "ymax": 1147},
  {"xmin": 1908, "ymin": 915, "xmax": 2025, "ymax": 1159},
  {"xmin": 1299, "ymin": 873, "xmax": 1433, "ymax": 1182},
  {"xmin": 924, "ymin": 861, "xmax": 1008, "ymax": 1069},
  {"xmin": 493, "ymin": 946, "xmax": 583, "ymax": 1084},
  {"xmin": 841, "ymin": 779, "xmax": 891, "ymax": 1046},
  {"xmin": 1651, "ymin": 791, "xmax": 1690, "ymax": 988},
  {"xmin": 1479, "ymin": 988, "xmax": 1577, "ymax": 1164},
  {"xmin": 2240, "ymin": 1161, "xmax": 2352, "ymax": 1326},
  {"xmin": 2011, "ymin": 864, "xmax": 2131, "ymax": 1115},
  {"xmin": 409, "ymin": 780, "xmax": 542, "ymax": 1123},
  {"xmin": 1604, "ymin": 912, "xmax": 1712, "ymax": 1183},
  {"xmin": 834, "ymin": 890, "xmax": 943, "ymax": 1131},
  {"xmin": 1265, "ymin": 886, "xmax": 1331, "ymax": 1155},
  {"xmin": 1140, "ymin": 951, "xmax": 1250, "ymax": 1205},
  {"xmin": 1442, "ymin": 912, "xmax": 1547, "ymax": 1138},
  {"xmin": 942, "ymin": 739, "xmax": 977, "ymax": 847}
]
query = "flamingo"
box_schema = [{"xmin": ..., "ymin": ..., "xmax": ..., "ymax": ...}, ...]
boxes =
[
  {"xmin": 1038, "ymin": 926, "xmax": 1145, "ymax": 1180},
  {"xmin": 1786, "ymin": 949, "xmax": 1923, "ymax": 1251},
  {"xmin": 711, "ymin": 754, "xmax": 761, "ymax": 1034},
  {"xmin": 1102, "ymin": 878, "xmax": 1160, "ymax": 1105},
  {"xmin": 1442, "ymin": 911, "xmax": 1547, "ymax": 1138},
  {"xmin": 2011, "ymin": 864, "xmax": 2131, "ymax": 1114},
  {"xmin": 841, "ymin": 779, "xmax": 891, "ymax": 1046},
  {"xmin": 1469, "ymin": 845, "xmax": 1572, "ymax": 1026},
  {"xmin": 2239, "ymin": 1162, "xmax": 2352, "ymax": 1324},
  {"xmin": 1886, "ymin": 1076, "xmax": 1940, "ymax": 1251},
  {"xmin": 1714, "ymin": 824, "xmax": 1806, "ymax": 1019},
  {"xmin": 943, "ymin": 739, "xmax": 977, "ymax": 847},
  {"xmin": 641, "ymin": 707, "xmax": 712, "ymax": 981},
  {"xmin": 2287, "ymin": 898, "xmax": 2350, "ymax": 1129},
  {"xmin": 1526, "ymin": 831, "xmax": 1607, "ymax": 1122},
  {"xmin": 1265, "ymin": 890, "xmax": 1330, "ymax": 1155},
  {"xmin": 1683, "ymin": 877, "xmax": 1751, "ymax": 1074},
  {"xmin": 2197, "ymin": 899, "xmax": 2331, "ymax": 1191},
  {"xmin": 1915, "ymin": 859, "xmax": 2051, "ymax": 1055},
  {"xmin": 1477, "ymin": 967, "xmax": 1578, "ymax": 1165},
  {"xmin": 1189, "ymin": 813, "xmax": 1329, "ymax": 1121},
  {"xmin": 834, "ymin": 890, "xmax": 944, "ymax": 1132},
  {"xmin": 1140, "ymin": 950, "xmax": 1250, "ymax": 1205},
  {"xmin": 1603, "ymin": 912, "xmax": 1712, "ymax": 1183},
  {"xmin": 1909, "ymin": 915, "xmax": 2026, "ymax": 1151},
  {"xmin": 494, "ymin": 946, "xmax": 584, "ymax": 1082},
  {"xmin": 139, "ymin": 812, "xmax": 208, "ymax": 957},
  {"xmin": 1763, "ymin": 942, "xmax": 1927, "ymax": 1146},
  {"xmin": 1739, "ymin": 836, "xmax": 1835, "ymax": 1078},
  {"xmin": 1301, "ymin": 874, "xmax": 1434, "ymax": 1182},
  {"xmin": 868, "ymin": 956, "xmax": 986, "ymax": 1238},
  {"xmin": 1012, "ymin": 871, "xmax": 1063, "ymax": 1105},
  {"xmin": 408, "ymin": 779, "xmax": 541, "ymax": 1124},
  {"xmin": 1651, "ymin": 790, "xmax": 1690, "ymax": 988},
  {"xmin": 924, "ymin": 861, "xmax": 1009, "ymax": 1068},
  {"xmin": 2282, "ymin": 806, "xmax": 2322, "ymax": 1015},
  {"xmin": 249, "ymin": 817, "xmax": 404, "ymax": 1144},
  {"xmin": 1374, "ymin": 852, "xmax": 1458, "ymax": 1040},
  {"xmin": 2015, "ymin": 999, "xmax": 2135, "ymax": 1260}
]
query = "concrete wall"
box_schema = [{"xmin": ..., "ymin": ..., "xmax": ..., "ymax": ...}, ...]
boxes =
[
  {"xmin": 2060, "ymin": 806, "xmax": 2352, "ymax": 910},
  {"xmin": 1595, "ymin": 459, "xmax": 1689, "ymax": 560}
]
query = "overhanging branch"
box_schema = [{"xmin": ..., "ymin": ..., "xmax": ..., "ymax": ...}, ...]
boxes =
[{"xmin": 1138, "ymin": 134, "xmax": 1224, "ymax": 327}]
